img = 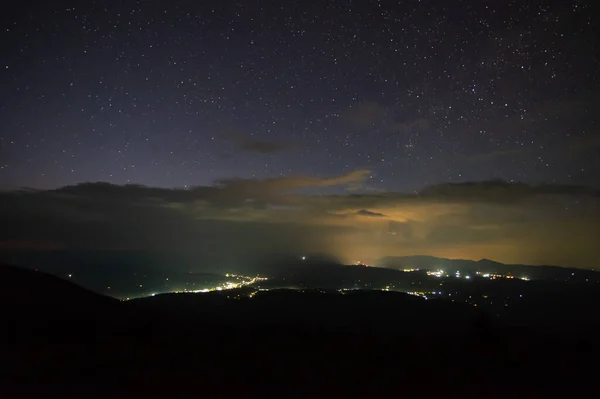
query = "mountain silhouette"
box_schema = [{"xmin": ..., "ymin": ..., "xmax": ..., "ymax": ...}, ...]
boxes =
[
  {"xmin": 1, "ymin": 264, "xmax": 118, "ymax": 310},
  {"xmin": 1, "ymin": 264, "xmax": 120, "ymax": 345},
  {"xmin": 376, "ymin": 255, "xmax": 597, "ymax": 281},
  {"xmin": 2, "ymin": 261, "xmax": 599, "ymax": 396}
]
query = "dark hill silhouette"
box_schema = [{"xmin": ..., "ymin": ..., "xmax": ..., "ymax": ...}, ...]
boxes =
[
  {"xmin": 1, "ymin": 264, "xmax": 120, "ymax": 345},
  {"xmin": 0, "ymin": 264, "xmax": 118, "ymax": 310},
  {"xmin": 127, "ymin": 288, "xmax": 479, "ymax": 336},
  {"xmin": 1, "ymin": 262, "xmax": 599, "ymax": 396}
]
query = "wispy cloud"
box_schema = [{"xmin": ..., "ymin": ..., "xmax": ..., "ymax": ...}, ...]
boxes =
[
  {"xmin": 222, "ymin": 130, "xmax": 298, "ymax": 155},
  {"xmin": 340, "ymin": 102, "xmax": 431, "ymax": 135}
]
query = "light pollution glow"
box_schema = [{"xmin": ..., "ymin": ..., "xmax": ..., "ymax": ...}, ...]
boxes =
[{"xmin": 0, "ymin": 177, "xmax": 598, "ymax": 269}]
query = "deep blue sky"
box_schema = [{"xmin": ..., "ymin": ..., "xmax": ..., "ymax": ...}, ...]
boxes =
[{"xmin": 1, "ymin": 0, "xmax": 598, "ymax": 191}]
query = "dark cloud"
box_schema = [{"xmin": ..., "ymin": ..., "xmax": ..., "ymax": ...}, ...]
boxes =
[
  {"xmin": 467, "ymin": 130, "xmax": 600, "ymax": 168},
  {"xmin": 341, "ymin": 102, "xmax": 431, "ymax": 136},
  {"xmin": 41, "ymin": 169, "xmax": 371, "ymax": 209},
  {"xmin": 223, "ymin": 131, "xmax": 297, "ymax": 155},
  {"xmin": 1, "ymin": 176, "xmax": 598, "ymax": 269},
  {"xmin": 236, "ymin": 138, "xmax": 296, "ymax": 154},
  {"xmin": 33, "ymin": 178, "xmax": 598, "ymax": 214},
  {"xmin": 342, "ymin": 102, "xmax": 386, "ymax": 127},
  {"xmin": 213, "ymin": 168, "xmax": 370, "ymax": 200},
  {"xmin": 417, "ymin": 180, "xmax": 600, "ymax": 202},
  {"xmin": 356, "ymin": 209, "xmax": 386, "ymax": 217}
]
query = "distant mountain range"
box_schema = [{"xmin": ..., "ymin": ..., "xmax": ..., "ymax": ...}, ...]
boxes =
[
  {"xmin": 2, "ymin": 250, "xmax": 600, "ymax": 303},
  {"xmin": 376, "ymin": 255, "xmax": 598, "ymax": 281}
]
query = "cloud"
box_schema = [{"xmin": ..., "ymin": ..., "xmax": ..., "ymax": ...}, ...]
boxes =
[
  {"xmin": 206, "ymin": 168, "xmax": 371, "ymax": 207},
  {"xmin": 418, "ymin": 180, "xmax": 600, "ymax": 202},
  {"xmin": 214, "ymin": 168, "xmax": 370, "ymax": 196},
  {"xmin": 342, "ymin": 102, "xmax": 386, "ymax": 127},
  {"xmin": 43, "ymin": 169, "xmax": 371, "ymax": 210},
  {"xmin": 355, "ymin": 209, "xmax": 386, "ymax": 217},
  {"xmin": 222, "ymin": 131, "xmax": 298, "ymax": 155},
  {"xmin": 0, "ymin": 177, "xmax": 598, "ymax": 270},
  {"xmin": 341, "ymin": 102, "xmax": 431, "ymax": 135}
]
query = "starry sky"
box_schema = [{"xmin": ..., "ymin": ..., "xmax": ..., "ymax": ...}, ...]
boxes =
[
  {"xmin": 1, "ymin": 1, "xmax": 599, "ymax": 268},
  {"xmin": 1, "ymin": 0, "xmax": 598, "ymax": 191}
]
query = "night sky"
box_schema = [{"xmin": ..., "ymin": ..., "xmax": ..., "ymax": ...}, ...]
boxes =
[
  {"xmin": 2, "ymin": 0, "xmax": 598, "ymax": 191},
  {"xmin": 1, "ymin": 1, "xmax": 599, "ymax": 268}
]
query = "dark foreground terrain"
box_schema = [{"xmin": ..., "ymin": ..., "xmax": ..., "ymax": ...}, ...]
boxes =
[{"xmin": 2, "ymin": 264, "xmax": 598, "ymax": 397}]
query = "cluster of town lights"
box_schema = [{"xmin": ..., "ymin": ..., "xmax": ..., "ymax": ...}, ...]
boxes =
[{"xmin": 422, "ymin": 269, "xmax": 529, "ymax": 281}]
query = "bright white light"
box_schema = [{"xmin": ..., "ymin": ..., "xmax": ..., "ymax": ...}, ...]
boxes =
[
  {"xmin": 68, "ymin": 274, "xmax": 72, "ymax": 278},
  {"xmin": 301, "ymin": 256, "xmax": 306, "ymax": 260},
  {"xmin": 465, "ymin": 276, "xmax": 471, "ymax": 279}
]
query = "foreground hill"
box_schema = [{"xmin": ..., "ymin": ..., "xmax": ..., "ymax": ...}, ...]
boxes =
[
  {"xmin": 1, "ymin": 262, "xmax": 599, "ymax": 396},
  {"xmin": 0, "ymin": 264, "xmax": 118, "ymax": 311},
  {"xmin": 127, "ymin": 288, "xmax": 481, "ymax": 336},
  {"xmin": 1, "ymin": 264, "xmax": 120, "ymax": 345}
]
